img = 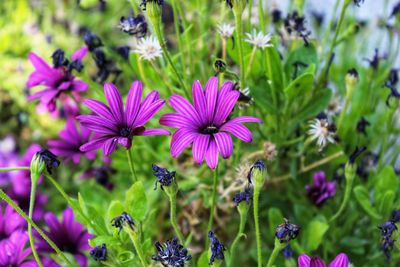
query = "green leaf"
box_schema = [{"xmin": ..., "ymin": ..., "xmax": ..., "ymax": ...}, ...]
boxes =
[
  {"xmin": 125, "ymin": 181, "xmax": 148, "ymax": 221},
  {"xmin": 268, "ymin": 208, "xmax": 284, "ymax": 237},
  {"xmin": 353, "ymin": 185, "xmax": 382, "ymax": 220},
  {"xmin": 265, "ymin": 46, "xmax": 285, "ymax": 92},
  {"xmin": 293, "ymin": 89, "xmax": 332, "ymax": 123},
  {"xmin": 284, "ymin": 43, "xmax": 318, "ymax": 80},
  {"xmin": 107, "ymin": 201, "xmax": 125, "ymax": 224},
  {"xmin": 284, "ymin": 73, "xmax": 314, "ymax": 103},
  {"xmin": 378, "ymin": 190, "xmax": 395, "ymax": 218},
  {"xmin": 197, "ymin": 251, "xmax": 210, "ymax": 267},
  {"xmin": 304, "ymin": 217, "xmax": 329, "ymax": 251}
]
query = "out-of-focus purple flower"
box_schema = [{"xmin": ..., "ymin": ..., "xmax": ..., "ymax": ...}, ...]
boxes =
[
  {"xmin": 0, "ymin": 204, "xmax": 26, "ymax": 239},
  {"xmin": 26, "ymin": 51, "xmax": 88, "ymax": 112},
  {"xmin": 48, "ymin": 119, "xmax": 95, "ymax": 164},
  {"xmin": 78, "ymin": 81, "xmax": 169, "ymax": 156},
  {"xmin": 305, "ymin": 171, "xmax": 336, "ymax": 207},
  {"xmin": 0, "ymin": 231, "xmax": 37, "ymax": 267},
  {"xmin": 160, "ymin": 77, "xmax": 262, "ymax": 169},
  {"xmin": 35, "ymin": 208, "xmax": 92, "ymax": 267},
  {"xmin": 0, "ymin": 135, "xmax": 19, "ymax": 186},
  {"xmin": 298, "ymin": 253, "xmax": 349, "ymax": 267}
]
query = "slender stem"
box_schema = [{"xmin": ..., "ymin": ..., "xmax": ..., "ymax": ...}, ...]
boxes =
[
  {"xmin": 234, "ymin": 10, "xmax": 245, "ymax": 89},
  {"xmin": 229, "ymin": 205, "xmax": 247, "ymax": 267},
  {"xmin": 248, "ymin": 0, "xmax": 253, "ymax": 29},
  {"xmin": 207, "ymin": 166, "xmax": 219, "ymax": 232},
  {"xmin": 28, "ymin": 176, "xmax": 44, "ymax": 267},
  {"xmin": 170, "ymin": 0, "xmax": 187, "ymax": 73},
  {"xmin": 0, "ymin": 166, "xmax": 30, "ymax": 172},
  {"xmin": 126, "ymin": 149, "xmax": 138, "ymax": 182},
  {"xmin": 329, "ymin": 168, "xmax": 354, "ymax": 223},
  {"xmin": 258, "ymin": 0, "xmax": 265, "ymax": 33},
  {"xmin": 0, "ymin": 189, "xmax": 73, "ymax": 267},
  {"xmin": 266, "ymin": 239, "xmax": 286, "ymax": 267},
  {"xmin": 254, "ymin": 188, "xmax": 262, "ymax": 267},
  {"xmin": 245, "ymin": 46, "xmax": 258, "ymax": 78},
  {"xmin": 126, "ymin": 229, "xmax": 148, "ymax": 267},
  {"xmin": 168, "ymin": 193, "xmax": 185, "ymax": 243}
]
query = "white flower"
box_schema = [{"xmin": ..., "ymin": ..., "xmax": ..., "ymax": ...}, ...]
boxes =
[
  {"xmin": 133, "ymin": 36, "xmax": 162, "ymax": 61},
  {"xmin": 326, "ymin": 96, "xmax": 343, "ymax": 119},
  {"xmin": 244, "ymin": 29, "xmax": 273, "ymax": 49},
  {"xmin": 307, "ymin": 118, "xmax": 336, "ymax": 149},
  {"xmin": 217, "ymin": 23, "xmax": 235, "ymax": 39}
]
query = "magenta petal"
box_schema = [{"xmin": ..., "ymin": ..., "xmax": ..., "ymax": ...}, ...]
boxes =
[
  {"xmin": 170, "ymin": 128, "xmax": 197, "ymax": 157},
  {"xmin": 214, "ymin": 132, "xmax": 233, "ymax": 159},
  {"xmin": 71, "ymin": 46, "xmax": 89, "ymax": 61},
  {"xmin": 126, "ymin": 81, "xmax": 143, "ymax": 126},
  {"xmin": 77, "ymin": 115, "xmax": 117, "ymax": 135},
  {"xmin": 204, "ymin": 77, "xmax": 218, "ymax": 123},
  {"xmin": 104, "ymin": 83, "xmax": 124, "ymax": 123},
  {"xmin": 226, "ymin": 116, "xmax": 263, "ymax": 124},
  {"xmin": 159, "ymin": 113, "xmax": 195, "ymax": 129},
  {"xmin": 27, "ymin": 72, "xmax": 45, "ymax": 88},
  {"xmin": 328, "ymin": 253, "xmax": 349, "ymax": 267},
  {"xmin": 220, "ymin": 122, "xmax": 253, "ymax": 142},
  {"xmin": 214, "ymin": 90, "xmax": 240, "ymax": 126},
  {"xmin": 192, "ymin": 80, "xmax": 207, "ymax": 124},
  {"xmin": 205, "ymin": 138, "xmax": 219, "ymax": 169},
  {"xmin": 118, "ymin": 137, "xmax": 131, "ymax": 148},
  {"xmin": 28, "ymin": 52, "xmax": 53, "ymax": 74},
  {"xmin": 134, "ymin": 99, "xmax": 165, "ymax": 126},
  {"xmin": 141, "ymin": 128, "xmax": 170, "ymax": 136},
  {"xmin": 310, "ymin": 256, "xmax": 327, "ymax": 267},
  {"xmin": 192, "ymin": 134, "xmax": 210, "ymax": 164},
  {"xmin": 28, "ymin": 88, "xmax": 54, "ymax": 101},
  {"xmin": 75, "ymin": 253, "xmax": 88, "ymax": 267},
  {"xmin": 169, "ymin": 95, "xmax": 202, "ymax": 126},
  {"xmin": 298, "ymin": 254, "xmax": 311, "ymax": 267},
  {"xmin": 139, "ymin": 91, "xmax": 160, "ymax": 112},
  {"xmin": 83, "ymin": 99, "xmax": 113, "ymax": 118},
  {"xmin": 80, "ymin": 137, "xmax": 108, "ymax": 152},
  {"xmin": 72, "ymin": 80, "xmax": 88, "ymax": 92},
  {"xmin": 103, "ymin": 138, "xmax": 118, "ymax": 156}
]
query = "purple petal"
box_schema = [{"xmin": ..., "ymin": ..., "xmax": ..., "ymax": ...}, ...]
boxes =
[
  {"xmin": 192, "ymin": 134, "xmax": 210, "ymax": 164},
  {"xmin": 71, "ymin": 46, "xmax": 89, "ymax": 61},
  {"xmin": 205, "ymin": 138, "xmax": 219, "ymax": 169},
  {"xmin": 298, "ymin": 254, "xmax": 311, "ymax": 267},
  {"xmin": 20, "ymin": 261, "xmax": 38, "ymax": 267},
  {"xmin": 159, "ymin": 113, "xmax": 195, "ymax": 129},
  {"xmin": 141, "ymin": 128, "xmax": 170, "ymax": 136},
  {"xmin": 313, "ymin": 171, "xmax": 326, "ymax": 186},
  {"xmin": 204, "ymin": 77, "xmax": 218, "ymax": 123},
  {"xmin": 62, "ymin": 208, "xmax": 74, "ymax": 231},
  {"xmin": 27, "ymin": 72, "xmax": 45, "ymax": 88},
  {"xmin": 213, "ymin": 90, "xmax": 240, "ymax": 126},
  {"xmin": 310, "ymin": 256, "xmax": 327, "ymax": 267},
  {"xmin": 80, "ymin": 137, "xmax": 109, "ymax": 152},
  {"xmin": 169, "ymin": 95, "xmax": 202, "ymax": 126},
  {"xmin": 77, "ymin": 115, "xmax": 117, "ymax": 135},
  {"xmin": 328, "ymin": 253, "xmax": 349, "ymax": 267},
  {"xmin": 44, "ymin": 212, "xmax": 62, "ymax": 232},
  {"xmin": 104, "ymin": 83, "xmax": 124, "ymax": 124},
  {"xmin": 83, "ymin": 99, "xmax": 113, "ymax": 119},
  {"xmin": 28, "ymin": 52, "xmax": 53, "ymax": 74},
  {"xmin": 139, "ymin": 91, "xmax": 160, "ymax": 112},
  {"xmin": 214, "ymin": 132, "xmax": 233, "ymax": 159},
  {"xmin": 170, "ymin": 128, "xmax": 197, "ymax": 157},
  {"xmin": 75, "ymin": 253, "xmax": 88, "ymax": 267},
  {"xmin": 103, "ymin": 138, "xmax": 118, "ymax": 156},
  {"xmin": 220, "ymin": 122, "xmax": 253, "ymax": 142},
  {"xmin": 126, "ymin": 81, "xmax": 143, "ymax": 126},
  {"xmin": 134, "ymin": 99, "xmax": 165, "ymax": 127},
  {"xmin": 72, "ymin": 80, "xmax": 88, "ymax": 92},
  {"xmin": 225, "ymin": 116, "xmax": 262, "ymax": 124},
  {"xmin": 192, "ymin": 80, "xmax": 207, "ymax": 124}
]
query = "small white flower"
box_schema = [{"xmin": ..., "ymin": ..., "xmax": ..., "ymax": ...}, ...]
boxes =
[
  {"xmin": 244, "ymin": 29, "xmax": 273, "ymax": 49},
  {"xmin": 326, "ymin": 97, "xmax": 343, "ymax": 119},
  {"xmin": 307, "ymin": 118, "xmax": 336, "ymax": 149},
  {"xmin": 217, "ymin": 23, "xmax": 235, "ymax": 39},
  {"xmin": 133, "ymin": 36, "xmax": 162, "ymax": 61}
]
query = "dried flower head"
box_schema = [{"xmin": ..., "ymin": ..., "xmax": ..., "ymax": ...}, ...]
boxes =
[
  {"xmin": 233, "ymin": 186, "xmax": 252, "ymax": 205},
  {"xmin": 152, "ymin": 237, "xmax": 192, "ymax": 267},
  {"xmin": 152, "ymin": 164, "xmax": 176, "ymax": 190},
  {"xmin": 118, "ymin": 15, "xmax": 147, "ymax": 37},
  {"xmin": 90, "ymin": 244, "xmax": 107, "ymax": 261},
  {"xmin": 263, "ymin": 141, "xmax": 277, "ymax": 161},
  {"xmin": 111, "ymin": 212, "xmax": 135, "ymax": 234},
  {"xmin": 275, "ymin": 218, "xmax": 300, "ymax": 243},
  {"xmin": 208, "ymin": 231, "xmax": 226, "ymax": 265}
]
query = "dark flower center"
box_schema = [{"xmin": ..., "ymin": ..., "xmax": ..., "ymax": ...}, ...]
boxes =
[
  {"xmin": 201, "ymin": 125, "xmax": 219, "ymax": 135},
  {"xmin": 119, "ymin": 127, "xmax": 131, "ymax": 137}
]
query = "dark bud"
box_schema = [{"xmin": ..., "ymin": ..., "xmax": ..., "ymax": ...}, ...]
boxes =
[
  {"xmin": 316, "ymin": 112, "xmax": 327, "ymax": 120},
  {"xmin": 311, "ymin": 11, "xmax": 324, "ymax": 27},
  {"xmin": 247, "ymin": 160, "xmax": 265, "ymax": 183},
  {"xmin": 111, "ymin": 212, "xmax": 135, "ymax": 234},
  {"xmin": 152, "ymin": 237, "xmax": 192, "ymax": 266},
  {"xmin": 68, "ymin": 60, "xmax": 84, "ymax": 72},
  {"xmin": 391, "ymin": 210, "xmax": 400, "ymax": 223},
  {"xmin": 233, "ymin": 186, "xmax": 252, "ymax": 205},
  {"xmin": 36, "ymin": 149, "xmax": 60, "ymax": 174},
  {"xmin": 388, "ymin": 69, "xmax": 399, "ymax": 86},
  {"xmin": 390, "ymin": 2, "xmax": 400, "ymax": 17},
  {"xmin": 93, "ymin": 48, "xmax": 107, "ymax": 68},
  {"xmin": 364, "ymin": 49, "xmax": 383, "ymax": 70},
  {"xmin": 281, "ymin": 245, "xmax": 293, "ymax": 259},
  {"xmin": 225, "ymin": 0, "xmax": 233, "ymax": 8},
  {"xmin": 271, "ymin": 9, "xmax": 282, "ymax": 24},
  {"xmin": 378, "ymin": 221, "xmax": 398, "ymax": 237},
  {"xmin": 90, "ymin": 244, "xmax": 107, "ymax": 261},
  {"xmin": 349, "ymin": 146, "xmax": 367, "ymax": 165},
  {"xmin": 140, "ymin": 0, "xmax": 164, "ymax": 10},
  {"xmin": 118, "ymin": 15, "xmax": 148, "ymax": 38},
  {"xmin": 51, "ymin": 49, "xmax": 69, "ymax": 68},
  {"xmin": 115, "ymin": 46, "xmax": 131, "ymax": 60},
  {"xmin": 382, "ymin": 235, "xmax": 395, "ymax": 260},
  {"xmin": 356, "ymin": 152, "xmax": 379, "ymax": 180},
  {"xmin": 275, "ymin": 218, "xmax": 300, "ymax": 243},
  {"xmin": 353, "ymin": 0, "xmax": 364, "ymax": 7},
  {"xmin": 347, "ymin": 68, "xmax": 359, "ymax": 79},
  {"xmin": 356, "ymin": 117, "xmax": 370, "ymax": 136},
  {"xmin": 208, "ymin": 231, "xmax": 226, "ymax": 265},
  {"xmin": 284, "ymin": 11, "xmax": 311, "ymax": 46},
  {"xmin": 152, "ymin": 164, "xmax": 176, "ymax": 190},
  {"xmin": 214, "ymin": 59, "xmax": 226, "ymax": 74},
  {"xmin": 83, "ymin": 31, "xmax": 103, "ymax": 51}
]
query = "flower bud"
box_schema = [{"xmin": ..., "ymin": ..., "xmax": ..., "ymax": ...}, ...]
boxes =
[
  {"xmin": 145, "ymin": 0, "xmax": 163, "ymax": 21},
  {"xmin": 247, "ymin": 160, "xmax": 266, "ymax": 187},
  {"xmin": 214, "ymin": 59, "xmax": 226, "ymax": 74},
  {"xmin": 346, "ymin": 68, "xmax": 359, "ymax": 89}
]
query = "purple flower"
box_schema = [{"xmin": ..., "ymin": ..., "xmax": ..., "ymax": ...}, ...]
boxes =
[
  {"xmin": 26, "ymin": 51, "xmax": 88, "ymax": 112},
  {"xmin": 0, "ymin": 231, "xmax": 37, "ymax": 267},
  {"xmin": 35, "ymin": 208, "xmax": 92, "ymax": 267},
  {"xmin": 48, "ymin": 119, "xmax": 95, "ymax": 164},
  {"xmin": 305, "ymin": 171, "xmax": 336, "ymax": 206},
  {"xmin": 160, "ymin": 77, "xmax": 262, "ymax": 169},
  {"xmin": 78, "ymin": 81, "xmax": 169, "ymax": 156},
  {"xmin": 0, "ymin": 204, "xmax": 26, "ymax": 239},
  {"xmin": 298, "ymin": 253, "xmax": 349, "ymax": 267}
]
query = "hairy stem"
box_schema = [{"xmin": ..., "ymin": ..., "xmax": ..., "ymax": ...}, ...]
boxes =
[
  {"xmin": 266, "ymin": 239, "xmax": 286, "ymax": 267},
  {"xmin": 234, "ymin": 10, "xmax": 245, "ymax": 89},
  {"xmin": 126, "ymin": 229, "xmax": 148, "ymax": 267},
  {"xmin": 254, "ymin": 188, "xmax": 262, "ymax": 267},
  {"xmin": 0, "ymin": 166, "xmax": 30, "ymax": 172},
  {"xmin": 168, "ymin": 193, "xmax": 185, "ymax": 243},
  {"xmin": 28, "ymin": 177, "xmax": 44, "ymax": 267},
  {"xmin": 126, "ymin": 149, "xmax": 138, "ymax": 182},
  {"xmin": 207, "ymin": 166, "xmax": 219, "ymax": 232},
  {"xmin": 229, "ymin": 205, "xmax": 248, "ymax": 267}
]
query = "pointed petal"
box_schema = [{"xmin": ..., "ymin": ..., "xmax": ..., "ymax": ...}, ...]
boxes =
[
  {"xmin": 139, "ymin": 91, "xmax": 160, "ymax": 112},
  {"xmin": 141, "ymin": 128, "xmax": 170, "ymax": 136},
  {"xmin": 170, "ymin": 128, "xmax": 197, "ymax": 157},
  {"xmin": 126, "ymin": 81, "xmax": 143, "ymax": 126},
  {"xmin": 104, "ymin": 83, "xmax": 124, "ymax": 123},
  {"xmin": 169, "ymin": 95, "xmax": 202, "ymax": 126},
  {"xmin": 28, "ymin": 52, "xmax": 53, "ymax": 74},
  {"xmin": 226, "ymin": 116, "xmax": 262, "ymax": 124},
  {"xmin": 134, "ymin": 99, "xmax": 165, "ymax": 126},
  {"xmin": 214, "ymin": 90, "xmax": 240, "ymax": 126},
  {"xmin": 310, "ymin": 256, "xmax": 327, "ymax": 267},
  {"xmin": 328, "ymin": 253, "xmax": 349, "ymax": 267},
  {"xmin": 77, "ymin": 115, "xmax": 117, "ymax": 135},
  {"xmin": 83, "ymin": 99, "xmax": 113, "ymax": 118},
  {"xmin": 192, "ymin": 134, "xmax": 210, "ymax": 164},
  {"xmin": 192, "ymin": 80, "xmax": 207, "ymax": 124},
  {"xmin": 72, "ymin": 80, "xmax": 88, "ymax": 92},
  {"xmin": 204, "ymin": 77, "xmax": 218, "ymax": 123},
  {"xmin": 103, "ymin": 138, "xmax": 118, "ymax": 156},
  {"xmin": 159, "ymin": 113, "xmax": 195, "ymax": 129},
  {"xmin": 214, "ymin": 132, "xmax": 233, "ymax": 159},
  {"xmin": 80, "ymin": 137, "xmax": 109, "ymax": 152},
  {"xmin": 220, "ymin": 122, "xmax": 253, "ymax": 142},
  {"xmin": 205, "ymin": 138, "xmax": 219, "ymax": 169},
  {"xmin": 27, "ymin": 72, "xmax": 45, "ymax": 88},
  {"xmin": 298, "ymin": 254, "xmax": 311, "ymax": 267},
  {"xmin": 71, "ymin": 46, "xmax": 89, "ymax": 61}
]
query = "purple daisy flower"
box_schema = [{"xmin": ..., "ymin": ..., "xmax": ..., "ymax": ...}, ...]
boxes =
[
  {"xmin": 0, "ymin": 204, "xmax": 26, "ymax": 239},
  {"xmin": 298, "ymin": 253, "xmax": 349, "ymax": 267},
  {"xmin": 77, "ymin": 81, "xmax": 170, "ymax": 156},
  {"xmin": 159, "ymin": 77, "xmax": 262, "ymax": 169},
  {"xmin": 35, "ymin": 208, "xmax": 92, "ymax": 267},
  {"xmin": 26, "ymin": 51, "xmax": 88, "ymax": 112},
  {"xmin": 305, "ymin": 171, "xmax": 336, "ymax": 207},
  {"xmin": 48, "ymin": 119, "xmax": 95, "ymax": 164},
  {"xmin": 0, "ymin": 231, "xmax": 37, "ymax": 267}
]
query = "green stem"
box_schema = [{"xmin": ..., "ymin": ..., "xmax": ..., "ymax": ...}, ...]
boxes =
[
  {"xmin": 168, "ymin": 193, "xmax": 185, "ymax": 243},
  {"xmin": 207, "ymin": 167, "xmax": 219, "ymax": 232},
  {"xmin": 247, "ymin": 0, "xmax": 253, "ymax": 29},
  {"xmin": 229, "ymin": 204, "xmax": 248, "ymax": 267},
  {"xmin": 245, "ymin": 46, "xmax": 258, "ymax": 78},
  {"xmin": 266, "ymin": 239, "xmax": 286, "ymax": 267},
  {"xmin": 170, "ymin": 0, "xmax": 187, "ymax": 74},
  {"xmin": 258, "ymin": 0, "xmax": 265, "ymax": 33},
  {"xmin": 126, "ymin": 149, "xmax": 138, "ymax": 182},
  {"xmin": 254, "ymin": 187, "xmax": 262, "ymax": 267},
  {"xmin": 329, "ymin": 167, "xmax": 355, "ymax": 223},
  {"xmin": 0, "ymin": 166, "xmax": 30, "ymax": 172},
  {"xmin": 234, "ymin": 10, "xmax": 245, "ymax": 89},
  {"xmin": 337, "ymin": 92, "xmax": 352, "ymax": 131},
  {"xmin": 28, "ymin": 175, "xmax": 44, "ymax": 267},
  {"xmin": 126, "ymin": 229, "xmax": 148, "ymax": 267},
  {"xmin": 0, "ymin": 189, "xmax": 73, "ymax": 266}
]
